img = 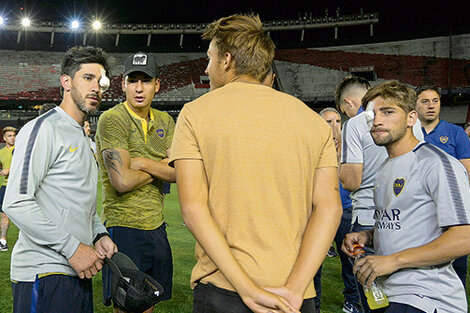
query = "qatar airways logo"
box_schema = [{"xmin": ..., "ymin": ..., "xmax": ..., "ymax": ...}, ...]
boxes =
[{"xmin": 374, "ymin": 208, "xmax": 401, "ymax": 230}]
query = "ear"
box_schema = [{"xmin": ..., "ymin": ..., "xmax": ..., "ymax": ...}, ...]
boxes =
[
  {"xmin": 60, "ymin": 74, "xmax": 71, "ymax": 93},
  {"xmin": 343, "ymin": 98, "xmax": 355, "ymax": 109},
  {"xmin": 121, "ymin": 77, "xmax": 126, "ymax": 92},
  {"xmin": 223, "ymin": 52, "xmax": 233, "ymax": 71},
  {"xmin": 154, "ymin": 78, "xmax": 161, "ymax": 94},
  {"xmin": 407, "ymin": 110, "xmax": 418, "ymax": 127}
]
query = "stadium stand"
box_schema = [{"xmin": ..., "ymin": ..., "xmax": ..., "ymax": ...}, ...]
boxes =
[
  {"xmin": 1, "ymin": 34, "xmax": 470, "ymax": 123},
  {"xmin": 0, "ymin": 51, "xmax": 209, "ymax": 103}
]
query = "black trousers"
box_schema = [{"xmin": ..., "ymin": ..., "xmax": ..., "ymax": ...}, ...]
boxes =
[{"xmin": 193, "ymin": 283, "xmax": 316, "ymax": 313}]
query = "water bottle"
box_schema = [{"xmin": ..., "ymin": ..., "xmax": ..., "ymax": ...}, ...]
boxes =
[{"xmin": 352, "ymin": 244, "xmax": 389, "ymax": 309}]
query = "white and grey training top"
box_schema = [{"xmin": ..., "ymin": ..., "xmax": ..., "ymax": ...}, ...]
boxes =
[
  {"xmin": 341, "ymin": 110, "xmax": 423, "ymax": 226},
  {"xmin": 3, "ymin": 107, "xmax": 107, "ymax": 282},
  {"xmin": 373, "ymin": 141, "xmax": 469, "ymax": 313}
]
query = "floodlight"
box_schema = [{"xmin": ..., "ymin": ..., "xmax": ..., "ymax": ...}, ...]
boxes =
[
  {"xmin": 21, "ymin": 18, "xmax": 31, "ymax": 27},
  {"xmin": 0, "ymin": 17, "xmax": 4, "ymax": 25},
  {"xmin": 71, "ymin": 20, "xmax": 80, "ymax": 29},
  {"xmin": 92, "ymin": 21, "xmax": 101, "ymax": 30}
]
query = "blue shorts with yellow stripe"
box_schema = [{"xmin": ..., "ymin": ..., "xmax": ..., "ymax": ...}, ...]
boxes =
[{"xmin": 12, "ymin": 273, "xmax": 93, "ymax": 313}]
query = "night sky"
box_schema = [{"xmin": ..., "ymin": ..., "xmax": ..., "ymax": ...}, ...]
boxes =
[
  {"xmin": 1, "ymin": 0, "xmax": 468, "ymax": 52},
  {"xmin": 1, "ymin": 0, "xmax": 466, "ymax": 32}
]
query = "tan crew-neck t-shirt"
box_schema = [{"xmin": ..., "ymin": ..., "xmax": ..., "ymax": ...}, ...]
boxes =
[{"xmin": 170, "ymin": 82, "xmax": 337, "ymax": 298}]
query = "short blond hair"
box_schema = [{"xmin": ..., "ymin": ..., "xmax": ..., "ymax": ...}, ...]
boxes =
[
  {"xmin": 202, "ymin": 14, "xmax": 275, "ymax": 82},
  {"xmin": 2, "ymin": 126, "xmax": 17, "ymax": 136},
  {"xmin": 362, "ymin": 80, "xmax": 416, "ymax": 113}
]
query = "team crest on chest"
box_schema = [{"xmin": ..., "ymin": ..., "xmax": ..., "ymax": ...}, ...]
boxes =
[
  {"xmin": 156, "ymin": 128, "xmax": 165, "ymax": 138},
  {"xmin": 439, "ymin": 136, "xmax": 448, "ymax": 144},
  {"xmin": 393, "ymin": 178, "xmax": 406, "ymax": 196}
]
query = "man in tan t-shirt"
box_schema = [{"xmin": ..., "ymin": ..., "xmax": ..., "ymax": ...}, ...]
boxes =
[{"xmin": 169, "ymin": 14, "xmax": 342, "ymax": 313}]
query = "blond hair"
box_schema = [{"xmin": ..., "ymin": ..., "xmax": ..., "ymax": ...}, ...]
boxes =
[
  {"xmin": 202, "ymin": 14, "xmax": 275, "ymax": 81},
  {"xmin": 362, "ymin": 80, "xmax": 417, "ymax": 113},
  {"xmin": 2, "ymin": 126, "xmax": 17, "ymax": 136}
]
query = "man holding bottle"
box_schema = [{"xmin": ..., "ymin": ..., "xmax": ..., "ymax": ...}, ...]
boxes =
[{"xmin": 342, "ymin": 80, "xmax": 470, "ymax": 313}]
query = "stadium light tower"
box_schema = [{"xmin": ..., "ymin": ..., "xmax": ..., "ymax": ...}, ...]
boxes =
[
  {"xmin": 92, "ymin": 20, "xmax": 101, "ymax": 30},
  {"xmin": 71, "ymin": 20, "xmax": 80, "ymax": 29},
  {"xmin": 21, "ymin": 17, "xmax": 31, "ymax": 27}
]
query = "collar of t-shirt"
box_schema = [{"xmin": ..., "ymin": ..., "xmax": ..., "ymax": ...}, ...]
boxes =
[
  {"xmin": 123, "ymin": 101, "xmax": 155, "ymax": 142},
  {"xmin": 421, "ymin": 120, "xmax": 442, "ymax": 136},
  {"xmin": 55, "ymin": 106, "xmax": 83, "ymax": 130}
]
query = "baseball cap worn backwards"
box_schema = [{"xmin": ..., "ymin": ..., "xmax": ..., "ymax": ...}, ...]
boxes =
[
  {"xmin": 105, "ymin": 252, "xmax": 164, "ymax": 312},
  {"xmin": 123, "ymin": 52, "xmax": 159, "ymax": 78}
]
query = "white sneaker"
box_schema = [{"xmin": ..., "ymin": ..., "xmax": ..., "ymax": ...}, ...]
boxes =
[{"xmin": 342, "ymin": 301, "xmax": 363, "ymax": 313}]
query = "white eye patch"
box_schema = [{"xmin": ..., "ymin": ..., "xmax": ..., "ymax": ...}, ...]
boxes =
[
  {"xmin": 99, "ymin": 68, "xmax": 110, "ymax": 93},
  {"xmin": 365, "ymin": 101, "xmax": 375, "ymax": 130}
]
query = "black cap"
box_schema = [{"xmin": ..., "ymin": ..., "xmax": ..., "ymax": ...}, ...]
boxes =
[
  {"xmin": 123, "ymin": 52, "xmax": 159, "ymax": 78},
  {"xmin": 105, "ymin": 252, "xmax": 164, "ymax": 312}
]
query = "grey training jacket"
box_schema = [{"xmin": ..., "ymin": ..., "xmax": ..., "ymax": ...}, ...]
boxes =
[{"xmin": 3, "ymin": 107, "xmax": 107, "ymax": 282}]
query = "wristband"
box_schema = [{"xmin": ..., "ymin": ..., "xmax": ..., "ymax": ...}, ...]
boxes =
[{"xmin": 93, "ymin": 232, "xmax": 110, "ymax": 245}]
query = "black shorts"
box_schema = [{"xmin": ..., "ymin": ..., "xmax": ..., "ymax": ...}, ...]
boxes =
[
  {"xmin": 162, "ymin": 182, "xmax": 171, "ymax": 194},
  {"xmin": 193, "ymin": 283, "xmax": 316, "ymax": 313},
  {"xmin": 102, "ymin": 224, "xmax": 173, "ymax": 306},
  {"xmin": 0, "ymin": 185, "xmax": 6, "ymax": 212},
  {"xmin": 12, "ymin": 274, "xmax": 93, "ymax": 313}
]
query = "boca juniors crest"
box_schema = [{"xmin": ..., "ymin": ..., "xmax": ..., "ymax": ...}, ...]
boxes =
[
  {"xmin": 156, "ymin": 128, "xmax": 165, "ymax": 138},
  {"xmin": 393, "ymin": 178, "xmax": 405, "ymax": 196},
  {"xmin": 439, "ymin": 136, "xmax": 448, "ymax": 144}
]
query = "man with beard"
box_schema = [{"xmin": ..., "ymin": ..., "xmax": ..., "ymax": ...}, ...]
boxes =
[
  {"xmin": 338, "ymin": 77, "xmax": 423, "ymax": 312},
  {"xmin": 95, "ymin": 52, "xmax": 175, "ymax": 313},
  {"xmin": 343, "ymin": 80, "xmax": 470, "ymax": 313},
  {"xmin": 3, "ymin": 46, "xmax": 117, "ymax": 313}
]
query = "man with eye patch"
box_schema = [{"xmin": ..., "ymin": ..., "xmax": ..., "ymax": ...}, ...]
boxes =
[
  {"xmin": 3, "ymin": 46, "xmax": 117, "ymax": 313},
  {"xmin": 343, "ymin": 80, "xmax": 470, "ymax": 313},
  {"xmin": 415, "ymin": 85, "xmax": 470, "ymax": 289},
  {"xmin": 95, "ymin": 52, "xmax": 176, "ymax": 313}
]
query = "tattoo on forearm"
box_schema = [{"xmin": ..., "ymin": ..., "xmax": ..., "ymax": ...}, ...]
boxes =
[{"xmin": 103, "ymin": 149, "xmax": 122, "ymax": 176}]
